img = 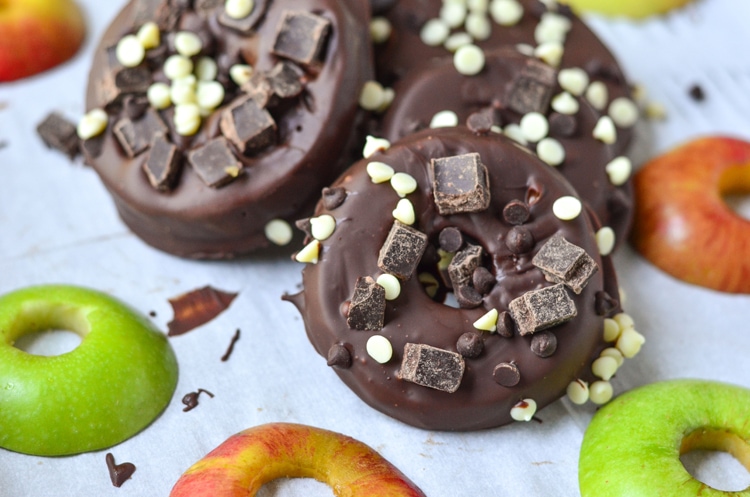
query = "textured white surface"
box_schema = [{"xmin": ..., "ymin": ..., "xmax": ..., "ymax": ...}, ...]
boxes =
[{"xmin": 1, "ymin": 0, "xmax": 750, "ymax": 495}]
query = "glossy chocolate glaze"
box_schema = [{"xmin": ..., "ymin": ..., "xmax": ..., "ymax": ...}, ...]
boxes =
[
  {"xmin": 287, "ymin": 127, "xmax": 620, "ymax": 430},
  {"xmin": 85, "ymin": 0, "xmax": 372, "ymax": 258},
  {"xmin": 380, "ymin": 49, "xmax": 633, "ymax": 249}
]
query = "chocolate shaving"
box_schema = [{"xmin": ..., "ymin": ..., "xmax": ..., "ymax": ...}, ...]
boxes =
[
  {"xmin": 113, "ymin": 108, "xmax": 168, "ymax": 158},
  {"xmin": 182, "ymin": 388, "xmax": 214, "ymax": 412},
  {"xmin": 221, "ymin": 328, "xmax": 241, "ymax": 362},
  {"xmin": 346, "ymin": 276, "xmax": 386, "ymax": 331},
  {"xmin": 507, "ymin": 58, "xmax": 557, "ymax": 114},
  {"xmin": 167, "ymin": 286, "xmax": 238, "ymax": 336},
  {"xmin": 532, "ymin": 235, "xmax": 598, "ymax": 294},
  {"xmin": 327, "ymin": 343, "xmax": 352, "ymax": 369},
  {"xmin": 508, "ymin": 283, "xmax": 577, "ymax": 336},
  {"xmin": 493, "ymin": 362, "xmax": 520, "ymax": 387},
  {"xmin": 272, "ymin": 10, "xmax": 332, "ymax": 66},
  {"xmin": 36, "ymin": 112, "xmax": 80, "ymax": 159},
  {"xmin": 220, "ymin": 96, "xmax": 277, "ymax": 154},
  {"xmin": 431, "ymin": 153, "xmax": 491, "ymax": 215},
  {"xmin": 322, "ymin": 186, "xmax": 347, "ymax": 210},
  {"xmin": 378, "ymin": 221, "xmax": 428, "ymax": 280},
  {"xmin": 143, "ymin": 135, "xmax": 182, "ymax": 191},
  {"xmin": 187, "ymin": 137, "xmax": 243, "ymax": 188},
  {"xmin": 399, "ymin": 343, "xmax": 465, "ymax": 393},
  {"xmin": 105, "ymin": 453, "xmax": 136, "ymax": 488}
]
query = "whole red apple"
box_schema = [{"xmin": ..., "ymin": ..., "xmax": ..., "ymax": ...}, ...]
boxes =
[{"xmin": 0, "ymin": 0, "xmax": 85, "ymax": 82}]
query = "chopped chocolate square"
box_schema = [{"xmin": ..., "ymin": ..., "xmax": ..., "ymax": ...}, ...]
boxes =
[
  {"xmin": 187, "ymin": 137, "xmax": 243, "ymax": 188},
  {"xmin": 532, "ymin": 235, "xmax": 598, "ymax": 294},
  {"xmin": 507, "ymin": 58, "xmax": 557, "ymax": 114},
  {"xmin": 508, "ymin": 283, "xmax": 577, "ymax": 335},
  {"xmin": 114, "ymin": 66, "xmax": 152, "ymax": 94},
  {"xmin": 36, "ymin": 112, "xmax": 80, "ymax": 159},
  {"xmin": 113, "ymin": 108, "xmax": 168, "ymax": 158},
  {"xmin": 123, "ymin": 95, "xmax": 149, "ymax": 120},
  {"xmin": 268, "ymin": 61, "xmax": 304, "ymax": 99},
  {"xmin": 430, "ymin": 153, "xmax": 491, "ymax": 215},
  {"xmin": 346, "ymin": 276, "xmax": 386, "ymax": 331},
  {"xmin": 218, "ymin": 0, "xmax": 268, "ymax": 33},
  {"xmin": 220, "ymin": 96, "xmax": 277, "ymax": 154},
  {"xmin": 448, "ymin": 244, "xmax": 483, "ymax": 289},
  {"xmin": 240, "ymin": 72, "xmax": 275, "ymax": 108},
  {"xmin": 322, "ymin": 186, "xmax": 347, "ymax": 210},
  {"xmin": 377, "ymin": 221, "xmax": 428, "ymax": 280},
  {"xmin": 272, "ymin": 10, "xmax": 332, "ymax": 66},
  {"xmin": 399, "ymin": 343, "xmax": 465, "ymax": 393},
  {"xmin": 143, "ymin": 135, "xmax": 181, "ymax": 191}
]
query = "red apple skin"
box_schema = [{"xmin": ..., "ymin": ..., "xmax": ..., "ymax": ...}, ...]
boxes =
[
  {"xmin": 0, "ymin": 0, "xmax": 86, "ymax": 82},
  {"xmin": 169, "ymin": 423, "xmax": 426, "ymax": 497},
  {"xmin": 631, "ymin": 136, "xmax": 750, "ymax": 293}
]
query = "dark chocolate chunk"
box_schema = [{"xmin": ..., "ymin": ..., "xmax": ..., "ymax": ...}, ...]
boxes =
[
  {"xmin": 503, "ymin": 199, "xmax": 530, "ymax": 226},
  {"xmin": 507, "ymin": 58, "xmax": 557, "ymax": 114},
  {"xmin": 105, "ymin": 453, "xmax": 136, "ymax": 488},
  {"xmin": 466, "ymin": 107, "xmax": 497, "ymax": 135},
  {"xmin": 36, "ymin": 112, "xmax": 80, "ymax": 159},
  {"xmin": 268, "ymin": 61, "xmax": 304, "ymax": 99},
  {"xmin": 322, "ymin": 186, "xmax": 347, "ymax": 210},
  {"xmin": 448, "ymin": 244, "xmax": 483, "ymax": 288},
  {"xmin": 327, "ymin": 343, "xmax": 352, "ymax": 369},
  {"xmin": 439, "ymin": 227, "xmax": 464, "ymax": 253},
  {"xmin": 493, "ymin": 362, "xmax": 520, "ymax": 387},
  {"xmin": 472, "ymin": 267, "xmax": 495, "ymax": 295},
  {"xmin": 508, "ymin": 283, "xmax": 577, "ymax": 335},
  {"xmin": 187, "ymin": 137, "xmax": 243, "ymax": 188},
  {"xmin": 400, "ymin": 343, "xmax": 465, "ymax": 393},
  {"xmin": 113, "ymin": 108, "xmax": 168, "ymax": 158},
  {"xmin": 532, "ymin": 234, "xmax": 598, "ymax": 294},
  {"xmin": 430, "ymin": 152, "xmax": 491, "ymax": 215},
  {"xmin": 145, "ymin": 42, "xmax": 169, "ymax": 69},
  {"xmin": 272, "ymin": 10, "xmax": 332, "ymax": 66},
  {"xmin": 549, "ymin": 112, "xmax": 578, "ymax": 137},
  {"xmin": 154, "ymin": 0, "xmax": 183, "ymax": 31},
  {"xmin": 143, "ymin": 135, "xmax": 181, "ymax": 191},
  {"xmin": 241, "ymin": 72, "xmax": 275, "ymax": 108},
  {"xmin": 595, "ymin": 291, "xmax": 619, "ymax": 317},
  {"xmin": 370, "ymin": 0, "xmax": 397, "ymax": 14},
  {"xmin": 347, "ymin": 276, "xmax": 386, "ymax": 331},
  {"xmin": 457, "ymin": 332, "xmax": 484, "ymax": 358},
  {"xmin": 132, "ymin": 0, "xmax": 162, "ymax": 27},
  {"xmin": 221, "ymin": 328, "xmax": 241, "ymax": 362},
  {"xmin": 377, "ymin": 221, "xmax": 428, "ymax": 280},
  {"xmin": 167, "ymin": 286, "xmax": 238, "ymax": 336},
  {"xmin": 584, "ymin": 59, "xmax": 624, "ymax": 85},
  {"xmin": 496, "ymin": 311, "xmax": 515, "ymax": 338},
  {"xmin": 123, "ymin": 94, "xmax": 149, "ymax": 120},
  {"xmin": 295, "ymin": 217, "xmax": 313, "ymax": 238},
  {"xmin": 689, "ymin": 84, "xmax": 705, "ymax": 102},
  {"xmin": 194, "ymin": 0, "xmax": 222, "ymax": 15},
  {"xmin": 81, "ymin": 136, "xmax": 105, "ymax": 162},
  {"xmin": 218, "ymin": 0, "xmax": 268, "ymax": 33},
  {"xmin": 455, "ymin": 285, "xmax": 483, "ymax": 309},
  {"xmin": 181, "ymin": 388, "xmax": 214, "ymax": 412},
  {"xmin": 220, "ymin": 96, "xmax": 277, "ymax": 154},
  {"xmin": 114, "ymin": 66, "xmax": 151, "ymax": 94},
  {"xmin": 530, "ymin": 331, "xmax": 558, "ymax": 357},
  {"xmin": 505, "ymin": 226, "xmax": 535, "ymax": 254}
]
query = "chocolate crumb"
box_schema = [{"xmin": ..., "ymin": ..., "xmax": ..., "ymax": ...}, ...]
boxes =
[
  {"xmin": 688, "ymin": 84, "xmax": 705, "ymax": 102},
  {"xmin": 322, "ymin": 186, "xmax": 347, "ymax": 210},
  {"xmin": 457, "ymin": 332, "xmax": 484, "ymax": 358},
  {"xmin": 182, "ymin": 388, "xmax": 214, "ymax": 412},
  {"xmin": 105, "ymin": 453, "xmax": 136, "ymax": 488},
  {"xmin": 400, "ymin": 343, "xmax": 465, "ymax": 393},
  {"xmin": 221, "ymin": 328, "xmax": 241, "ymax": 362},
  {"xmin": 327, "ymin": 343, "xmax": 352, "ymax": 368},
  {"xmin": 167, "ymin": 286, "xmax": 238, "ymax": 336},
  {"xmin": 472, "ymin": 267, "xmax": 495, "ymax": 295},
  {"xmin": 438, "ymin": 227, "xmax": 464, "ymax": 253},
  {"xmin": 149, "ymin": 310, "xmax": 157, "ymax": 317},
  {"xmin": 530, "ymin": 331, "xmax": 558, "ymax": 357},
  {"xmin": 347, "ymin": 276, "xmax": 386, "ymax": 331},
  {"xmin": 505, "ymin": 225, "xmax": 535, "ymax": 254},
  {"xmin": 496, "ymin": 311, "xmax": 515, "ymax": 338},
  {"xmin": 493, "ymin": 362, "xmax": 520, "ymax": 387},
  {"xmin": 503, "ymin": 199, "xmax": 530, "ymax": 225},
  {"xmin": 594, "ymin": 291, "xmax": 619, "ymax": 316}
]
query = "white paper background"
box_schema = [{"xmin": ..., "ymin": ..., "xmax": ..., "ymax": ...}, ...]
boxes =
[{"xmin": 1, "ymin": 0, "xmax": 750, "ymax": 495}]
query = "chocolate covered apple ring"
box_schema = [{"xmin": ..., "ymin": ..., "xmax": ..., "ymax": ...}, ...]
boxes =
[
  {"xmin": 82, "ymin": 0, "xmax": 372, "ymax": 258},
  {"xmin": 286, "ymin": 126, "xmax": 644, "ymax": 431},
  {"xmin": 169, "ymin": 423, "xmax": 426, "ymax": 497}
]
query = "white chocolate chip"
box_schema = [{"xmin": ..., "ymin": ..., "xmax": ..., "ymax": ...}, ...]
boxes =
[
  {"xmin": 137, "ymin": 22, "xmax": 161, "ymax": 50},
  {"xmin": 609, "ymin": 97, "xmax": 639, "ymax": 128},
  {"xmin": 171, "ymin": 78, "xmax": 198, "ymax": 105},
  {"xmin": 366, "ymin": 335, "xmax": 393, "ymax": 364},
  {"xmin": 586, "ymin": 81, "xmax": 609, "ymax": 111},
  {"xmin": 147, "ymin": 82, "xmax": 172, "ymax": 109},
  {"xmin": 196, "ymin": 81, "xmax": 225, "ymax": 111},
  {"xmin": 392, "ymin": 198, "xmax": 416, "ymax": 225},
  {"xmin": 419, "ymin": 272, "xmax": 440, "ymax": 298},
  {"xmin": 225, "ymin": 0, "xmax": 254, "ymax": 19},
  {"xmin": 605, "ymin": 156, "xmax": 632, "ymax": 185},
  {"xmin": 366, "ymin": 161, "xmax": 395, "ymax": 183},
  {"xmin": 596, "ymin": 227, "xmax": 616, "ymax": 256},
  {"xmin": 645, "ymin": 101, "xmax": 667, "ymax": 120},
  {"xmin": 174, "ymin": 31, "xmax": 203, "ymax": 57},
  {"xmin": 310, "ymin": 215, "xmax": 336, "ymax": 241},
  {"xmin": 534, "ymin": 41, "xmax": 564, "ymax": 68},
  {"xmin": 391, "ymin": 172, "xmax": 418, "ymax": 197},
  {"xmin": 503, "ymin": 123, "xmax": 527, "ymax": 145},
  {"xmin": 600, "ymin": 347, "xmax": 624, "ymax": 368},
  {"xmin": 377, "ymin": 87, "xmax": 396, "ymax": 113},
  {"xmin": 466, "ymin": 13, "xmax": 491, "ymax": 40},
  {"xmin": 195, "ymin": 56, "xmax": 219, "ymax": 81},
  {"xmin": 430, "ymin": 110, "xmax": 459, "ymax": 129},
  {"xmin": 441, "ymin": 2, "xmax": 468, "ymax": 28},
  {"xmin": 520, "ymin": 112, "xmax": 549, "ymax": 142},
  {"xmin": 437, "ymin": 249, "xmax": 454, "ymax": 270},
  {"xmin": 614, "ymin": 312, "xmax": 635, "ymax": 331},
  {"xmin": 490, "ymin": 124, "xmax": 503, "ymax": 134},
  {"xmin": 537, "ymin": 138, "xmax": 565, "ymax": 166},
  {"xmin": 566, "ymin": 379, "xmax": 589, "ymax": 405},
  {"xmin": 473, "ymin": 309, "xmax": 499, "ymax": 332},
  {"xmin": 76, "ymin": 109, "xmax": 108, "ymax": 140},
  {"xmin": 552, "ymin": 196, "xmax": 582, "ymax": 220},
  {"xmin": 363, "ymin": 136, "xmax": 391, "ymax": 158},
  {"xmin": 489, "ymin": 0, "xmax": 524, "ymax": 26},
  {"xmin": 444, "ymin": 32, "xmax": 473, "ymax": 52},
  {"xmin": 370, "ymin": 17, "xmax": 392, "ymax": 44},
  {"xmin": 229, "ymin": 64, "xmax": 253, "ymax": 86},
  {"xmin": 163, "ymin": 55, "xmax": 194, "ymax": 80},
  {"xmin": 454, "ymin": 44, "xmax": 485, "ymax": 75},
  {"xmin": 558, "ymin": 68, "xmax": 589, "ymax": 96},
  {"xmin": 592, "ymin": 356, "xmax": 618, "ymax": 381},
  {"xmin": 515, "ymin": 43, "xmax": 535, "ymax": 57},
  {"xmin": 616, "ymin": 327, "xmax": 645, "ymax": 358},
  {"xmin": 589, "ymin": 381, "xmax": 613, "ymax": 405},
  {"xmin": 264, "ymin": 219, "xmax": 293, "ymax": 246},
  {"xmin": 510, "ymin": 398, "xmax": 537, "ymax": 422},
  {"xmin": 376, "ymin": 274, "xmax": 401, "ymax": 300},
  {"xmin": 174, "ymin": 102, "xmax": 201, "ymax": 121},
  {"xmin": 359, "ymin": 81, "xmax": 386, "ymax": 111},
  {"xmin": 593, "ymin": 116, "xmax": 617, "ymax": 144},
  {"xmin": 534, "ymin": 13, "xmax": 571, "ymax": 45},
  {"xmin": 173, "ymin": 103, "xmax": 201, "ymax": 136},
  {"xmin": 420, "ymin": 18, "xmax": 450, "ymax": 46},
  {"xmin": 551, "ymin": 92, "xmax": 579, "ymax": 115},
  {"xmin": 469, "ymin": 0, "xmax": 489, "ymax": 11},
  {"xmin": 295, "ymin": 239, "xmax": 321, "ymax": 264},
  {"xmin": 603, "ymin": 318, "xmax": 621, "ymax": 342},
  {"xmin": 116, "ymin": 35, "xmax": 146, "ymax": 68}
]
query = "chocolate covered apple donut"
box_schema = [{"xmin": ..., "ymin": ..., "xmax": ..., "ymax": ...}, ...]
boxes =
[
  {"xmin": 82, "ymin": 0, "xmax": 372, "ymax": 258},
  {"xmin": 286, "ymin": 126, "xmax": 644, "ymax": 431}
]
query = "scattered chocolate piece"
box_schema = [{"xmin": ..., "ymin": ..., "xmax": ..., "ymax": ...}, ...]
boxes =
[
  {"xmin": 508, "ymin": 283, "xmax": 577, "ymax": 336},
  {"xmin": 400, "ymin": 343, "xmax": 465, "ymax": 393},
  {"xmin": 268, "ymin": 61, "xmax": 304, "ymax": 99},
  {"xmin": 377, "ymin": 221, "xmax": 428, "ymax": 280},
  {"xmin": 530, "ymin": 331, "xmax": 558, "ymax": 357},
  {"xmin": 496, "ymin": 311, "xmax": 515, "ymax": 338},
  {"xmin": 195, "ymin": 0, "xmax": 223, "ymax": 15},
  {"xmin": 105, "ymin": 453, "xmax": 136, "ymax": 488},
  {"xmin": 493, "ymin": 362, "xmax": 520, "ymax": 387},
  {"xmin": 187, "ymin": 137, "xmax": 243, "ymax": 188},
  {"xmin": 457, "ymin": 331, "xmax": 484, "ymax": 358},
  {"xmin": 431, "ymin": 152, "xmax": 491, "ymax": 215},
  {"xmin": 295, "ymin": 217, "xmax": 313, "ymax": 238},
  {"xmin": 272, "ymin": 10, "xmax": 332, "ymax": 66},
  {"xmin": 584, "ymin": 59, "xmax": 624, "ymax": 85},
  {"xmin": 503, "ymin": 199, "xmax": 530, "ymax": 225},
  {"xmin": 167, "ymin": 286, "xmax": 238, "ymax": 336},
  {"xmin": 505, "ymin": 225, "xmax": 535, "ymax": 254},
  {"xmin": 123, "ymin": 94, "xmax": 149, "ymax": 120},
  {"xmin": 81, "ymin": 135, "xmax": 105, "ymax": 162},
  {"xmin": 439, "ymin": 227, "xmax": 464, "ymax": 253},
  {"xmin": 182, "ymin": 388, "xmax": 214, "ymax": 412},
  {"xmin": 149, "ymin": 310, "xmax": 157, "ymax": 317},
  {"xmin": 327, "ymin": 343, "xmax": 352, "ymax": 369},
  {"xmin": 472, "ymin": 267, "xmax": 495, "ymax": 295},
  {"xmin": 143, "ymin": 135, "xmax": 181, "ymax": 191},
  {"xmin": 448, "ymin": 244, "xmax": 483, "ymax": 288},
  {"xmin": 241, "ymin": 71, "xmax": 275, "ymax": 108},
  {"xmin": 549, "ymin": 112, "xmax": 578, "ymax": 137},
  {"xmin": 113, "ymin": 108, "xmax": 168, "ymax": 158},
  {"xmin": 507, "ymin": 58, "xmax": 557, "ymax": 115},
  {"xmin": 688, "ymin": 84, "xmax": 705, "ymax": 102},
  {"xmin": 220, "ymin": 96, "xmax": 277, "ymax": 154},
  {"xmin": 114, "ymin": 66, "xmax": 152, "ymax": 94},
  {"xmin": 218, "ymin": 0, "xmax": 268, "ymax": 33},
  {"xmin": 466, "ymin": 107, "xmax": 496, "ymax": 135},
  {"xmin": 594, "ymin": 291, "xmax": 619, "ymax": 317},
  {"xmin": 221, "ymin": 328, "xmax": 241, "ymax": 362},
  {"xmin": 455, "ymin": 284, "xmax": 483, "ymax": 309},
  {"xmin": 532, "ymin": 235, "xmax": 598, "ymax": 294},
  {"xmin": 322, "ymin": 186, "xmax": 347, "ymax": 210},
  {"xmin": 36, "ymin": 112, "xmax": 80, "ymax": 159},
  {"xmin": 346, "ymin": 276, "xmax": 386, "ymax": 331}
]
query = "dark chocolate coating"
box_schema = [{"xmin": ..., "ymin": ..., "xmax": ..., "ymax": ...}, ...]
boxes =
[
  {"xmin": 85, "ymin": 0, "xmax": 373, "ymax": 258},
  {"xmin": 380, "ymin": 49, "xmax": 633, "ymax": 249},
  {"xmin": 287, "ymin": 127, "xmax": 620, "ymax": 430}
]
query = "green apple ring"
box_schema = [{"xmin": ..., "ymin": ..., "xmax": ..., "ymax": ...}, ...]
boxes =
[
  {"xmin": 0, "ymin": 285, "xmax": 178, "ymax": 456},
  {"xmin": 579, "ymin": 379, "xmax": 750, "ymax": 496}
]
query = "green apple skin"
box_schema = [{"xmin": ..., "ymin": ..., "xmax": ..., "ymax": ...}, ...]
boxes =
[
  {"xmin": 0, "ymin": 285, "xmax": 178, "ymax": 456},
  {"xmin": 579, "ymin": 379, "xmax": 750, "ymax": 497},
  {"xmin": 560, "ymin": 0, "xmax": 691, "ymax": 18}
]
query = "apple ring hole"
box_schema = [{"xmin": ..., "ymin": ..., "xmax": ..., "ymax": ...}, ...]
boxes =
[
  {"xmin": 720, "ymin": 164, "xmax": 750, "ymax": 221},
  {"xmin": 679, "ymin": 428, "xmax": 750, "ymax": 492},
  {"xmin": 9, "ymin": 302, "xmax": 89, "ymax": 356},
  {"xmin": 257, "ymin": 478, "xmax": 334, "ymax": 496}
]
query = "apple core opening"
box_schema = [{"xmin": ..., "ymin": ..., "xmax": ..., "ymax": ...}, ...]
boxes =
[
  {"xmin": 9, "ymin": 302, "xmax": 89, "ymax": 355},
  {"xmin": 679, "ymin": 428, "xmax": 750, "ymax": 492}
]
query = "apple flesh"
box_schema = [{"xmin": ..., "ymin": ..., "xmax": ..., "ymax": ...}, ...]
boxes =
[
  {"xmin": 0, "ymin": 0, "xmax": 85, "ymax": 82},
  {"xmin": 0, "ymin": 285, "xmax": 178, "ymax": 456},
  {"xmin": 631, "ymin": 136, "xmax": 750, "ymax": 294},
  {"xmin": 170, "ymin": 423, "xmax": 426, "ymax": 497},
  {"xmin": 560, "ymin": 0, "xmax": 692, "ymax": 18},
  {"xmin": 579, "ymin": 379, "xmax": 750, "ymax": 496}
]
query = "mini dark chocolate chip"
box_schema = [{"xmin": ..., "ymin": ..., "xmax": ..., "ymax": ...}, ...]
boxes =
[
  {"xmin": 400, "ymin": 343, "xmax": 465, "ymax": 393},
  {"xmin": 584, "ymin": 59, "xmax": 624, "ymax": 85},
  {"xmin": 187, "ymin": 137, "xmax": 243, "ymax": 188},
  {"xmin": 455, "ymin": 285, "xmax": 483, "ymax": 309},
  {"xmin": 456, "ymin": 332, "xmax": 484, "ymax": 358},
  {"xmin": 689, "ymin": 84, "xmax": 705, "ymax": 102},
  {"xmin": 472, "ymin": 267, "xmax": 495, "ymax": 295},
  {"xmin": 377, "ymin": 221, "xmax": 428, "ymax": 280},
  {"xmin": 430, "ymin": 152, "xmax": 491, "ymax": 215},
  {"xmin": 503, "ymin": 199, "xmax": 530, "ymax": 225},
  {"xmin": 505, "ymin": 226, "xmax": 535, "ymax": 254},
  {"xmin": 493, "ymin": 362, "xmax": 520, "ymax": 387},
  {"xmin": 439, "ymin": 227, "xmax": 464, "ymax": 253},
  {"xmin": 346, "ymin": 276, "xmax": 386, "ymax": 331},
  {"xmin": 322, "ymin": 186, "xmax": 347, "ymax": 210},
  {"xmin": 549, "ymin": 112, "xmax": 578, "ymax": 137},
  {"xmin": 272, "ymin": 10, "xmax": 332, "ymax": 66},
  {"xmin": 36, "ymin": 112, "xmax": 80, "ymax": 159},
  {"xmin": 105, "ymin": 453, "xmax": 136, "ymax": 488},
  {"xmin": 530, "ymin": 331, "xmax": 558, "ymax": 357},
  {"xmin": 182, "ymin": 388, "xmax": 214, "ymax": 412},
  {"xmin": 496, "ymin": 311, "xmax": 514, "ymax": 338},
  {"xmin": 327, "ymin": 343, "xmax": 352, "ymax": 369},
  {"xmin": 595, "ymin": 291, "xmax": 619, "ymax": 316}
]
